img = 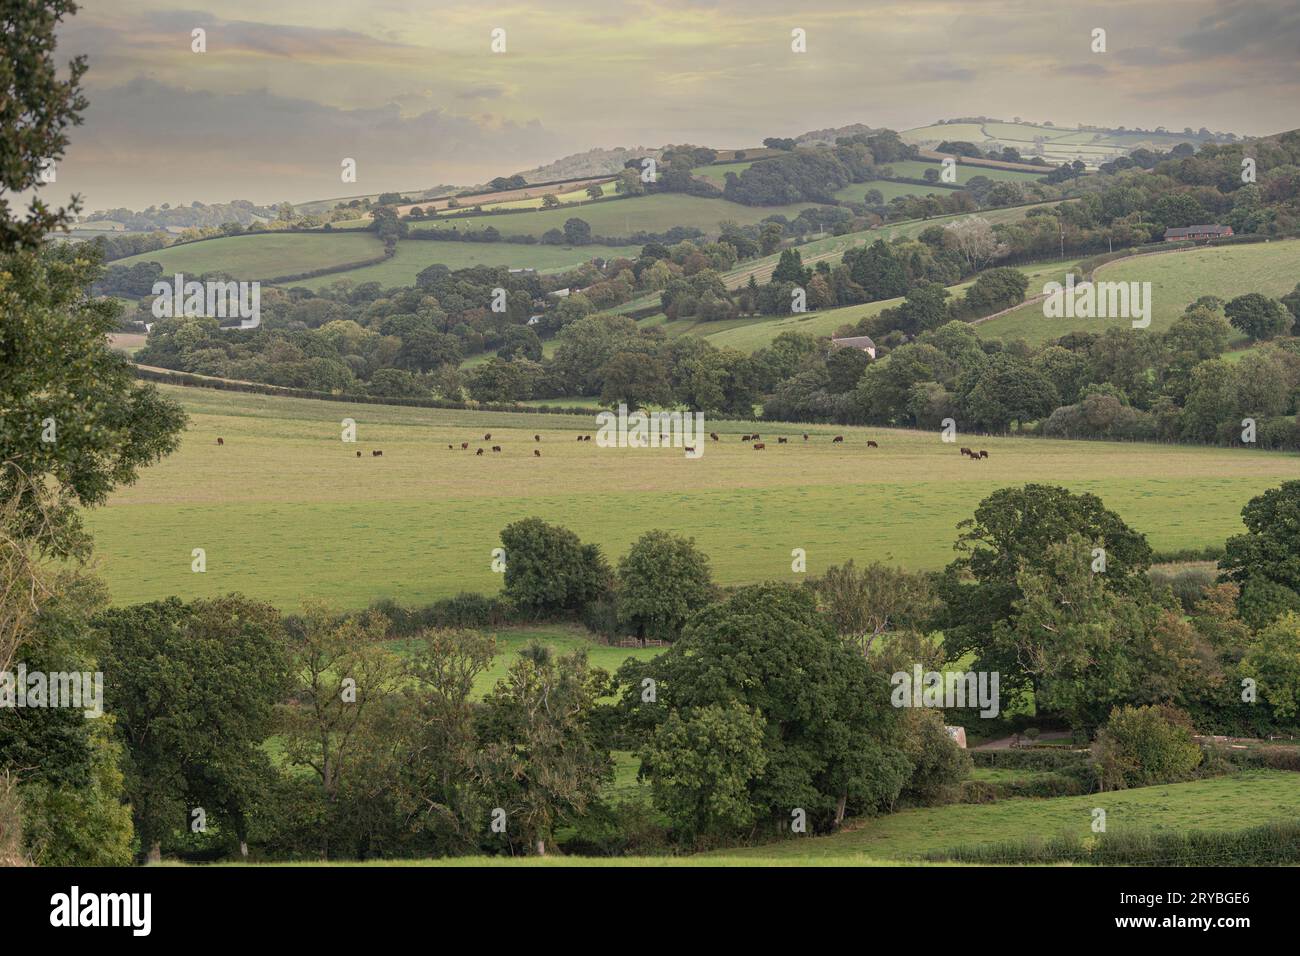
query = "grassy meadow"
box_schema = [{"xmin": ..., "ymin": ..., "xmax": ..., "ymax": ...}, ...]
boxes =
[
  {"xmin": 976, "ymin": 240, "xmax": 1300, "ymax": 345},
  {"xmin": 113, "ymin": 232, "xmax": 386, "ymax": 280},
  {"xmin": 82, "ymin": 384, "xmax": 1300, "ymax": 611},
  {"xmin": 288, "ymin": 240, "xmax": 633, "ymax": 291},
  {"xmin": 405, "ymin": 193, "xmax": 831, "ymax": 239}
]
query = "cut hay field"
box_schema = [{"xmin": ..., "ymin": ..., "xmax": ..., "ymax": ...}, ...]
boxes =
[
  {"xmin": 406, "ymin": 194, "xmax": 831, "ymax": 239},
  {"xmin": 83, "ymin": 384, "xmax": 1300, "ymax": 610},
  {"xmin": 113, "ymin": 232, "xmax": 386, "ymax": 281},
  {"xmin": 288, "ymin": 240, "xmax": 633, "ymax": 291},
  {"xmin": 976, "ymin": 240, "xmax": 1300, "ymax": 346}
]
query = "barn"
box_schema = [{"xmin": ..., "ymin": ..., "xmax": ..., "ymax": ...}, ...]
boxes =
[
  {"xmin": 1163, "ymin": 224, "xmax": 1234, "ymax": 242},
  {"xmin": 829, "ymin": 334, "xmax": 877, "ymax": 359}
]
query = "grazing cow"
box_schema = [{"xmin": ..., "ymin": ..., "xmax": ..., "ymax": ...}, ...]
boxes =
[
  {"xmin": 979, "ymin": 450, "xmax": 989, "ymax": 459},
  {"xmin": 585, "ymin": 435, "xmax": 592, "ymax": 442},
  {"xmin": 753, "ymin": 442, "xmax": 765, "ymax": 450},
  {"xmin": 461, "ymin": 442, "xmax": 469, "ymax": 450},
  {"xmin": 752, "ymin": 433, "xmax": 761, "ymax": 441},
  {"xmin": 492, "ymin": 446, "xmax": 501, "ymax": 453},
  {"xmin": 372, "ymin": 450, "xmax": 383, "ymax": 457},
  {"xmin": 960, "ymin": 447, "xmax": 971, "ymax": 456},
  {"xmin": 741, "ymin": 434, "xmax": 752, "ymax": 442},
  {"xmin": 832, "ymin": 435, "xmax": 844, "ymax": 443},
  {"xmin": 867, "ymin": 440, "xmax": 879, "ymax": 448},
  {"xmin": 576, "ymin": 435, "xmax": 584, "ymax": 441},
  {"xmin": 476, "ymin": 448, "xmax": 484, "ymax": 456},
  {"xmin": 778, "ymin": 437, "xmax": 788, "ymax": 444},
  {"xmin": 803, "ymin": 434, "xmax": 809, "ymax": 441},
  {"xmin": 710, "ymin": 432, "xmax": 719, "ymax": 442},
  {"xmin": 216, "ymin": 437, "xmax": 224, "ymax": 446},
  {"xmin": 684, "ymin": 446, "xmax": 695, "ymax": 455},
  {"xmin": 534, "ymin": 449, "xmax": 541, "ymax": 457},
  {"xmin": 484, "ymin": 433, "xmax": 491, "ymax": 440},
  {"xmin": 356, "ymin": 451, "xmax": 362, "ymax": 458},
  {"xmin": 534, "ymin": 435, "xmax": 541, "ymax": 442}
]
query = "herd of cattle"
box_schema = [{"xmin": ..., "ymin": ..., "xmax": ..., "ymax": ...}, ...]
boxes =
[{"xmin": 213, "ymin": 432, "xmax": 990, "ymax": 459}]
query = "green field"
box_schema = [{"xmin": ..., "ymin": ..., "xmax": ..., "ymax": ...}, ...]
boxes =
[
  {"xmin": 690, "ymin": 160, "xmax": 755, "ymax": 184},
  {"xmin": 199, "ymin": 770, "xmax": 1300, "ymax": 865},
  {"xmin": 976, "ymin": 241, "xmax": 1300, "ymax": 345},
  {"xmin": 113, "ymin": 232, "xmax": 386, "ymax": 281},
  {"xmin": 833, "ymin": 161, "xmax": 1046, "ymax": 203},
  {"xmin": 716, "ymin": 770, "xmax": 1300, "ymax": 861},
  {"xmin": 652, "ymin": 256, "xmax": 1077, "ymax": 353},
  {"xmin": 405, "ymin": 194, "xmax": 831, "ymax": 239},
  {"xmin": 902, "ymin": 121, "xmax": 1208, "ymax": 168},
  {"xmin": 386, "ymin": 624, "xmax": 657, "ymax": 697},
  {"xmin": 288, "ymin": 240, "xmax": 634, "ymax": 291},
  {"xmin": 82, "ymin": 384, "xmax": 1300, "ymax": 610}
]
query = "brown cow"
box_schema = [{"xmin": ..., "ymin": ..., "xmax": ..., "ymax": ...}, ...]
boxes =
[
  {"xmin": 753, "ymin": 442, "xmax": 765, "ymax": 450},
  {"xmin": 216, "ymin": 437, "xmax": 224, "ymax": 446},
  {"xmin": 778, "ymin": 437, "xmax": 788, "ymax": 444},
  {"xmin": 684, "ymin": 446, "xmax": 696, "ymax": 455},
  {"xmin": 576, "ymin": 435, "xmax": 584, "ymax": 441},
  {"xmin": 832, "ymin": 435, "xmax": 844, "ymax": 443},
  {"xmin": 534, "ymin": 435, "xmax": 541, "ymax": 442},
  {"xmin": 803, "ymin": 434, "xmax": 809, "ymax": 441},
  {"xmin": 960, "ymin": 447, "xmax": 971, "ymax": 456},
  {"xmin": 372, "ymin": 450, "xmax": 383, "ymax": 457},
  {"xmin": 476, "ymin": 448, "xmax": 484, "ymax": 456},
  {"xmin": 710, "ymin": 432, "xmax": 720, "ymax": 442},
  {"xmin": 585, "ymin": 435, "xmax": 592, "ymax": 442},
  {"xmin": 534, "ymin": 449, "xmax": 541, "ymax": 457},
  {"xmin": 867, "ymin": 440, "xmax": 879, "ymax": 448},
  {"xmin": 484, "ymin": 433, "xmax": 492, "ymax": 440},
  {"xmin": 979, "ymin": 450, "xmax": 989, "ymax": 459},
  {"xmin": 356, "ymin": 451, "xmax": 362, "ymax": 458},
  {"xmin": 752, "ymin": 433, "xmax": 761, "ymax": 441},
  {"xmin": 741, "ymin": 434, "xmax": 752, "ymax": 442},
  {"xmin": 492, "ymin": 446, "xmax": 502, "ymax": 453},
  {"xmin": 461, "ymin": 442, "xmax": 469, "ymax": 450}
]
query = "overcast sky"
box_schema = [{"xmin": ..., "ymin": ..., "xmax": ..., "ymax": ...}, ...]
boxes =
[{"xmin": 50, "ymin": 0, "xmax": 1300, "ymax": 211}]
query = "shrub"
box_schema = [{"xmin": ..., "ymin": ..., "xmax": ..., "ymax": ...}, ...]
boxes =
[{"xmin": 1091, "ymin": 705, "xmax": 1202, "ymax": 790}]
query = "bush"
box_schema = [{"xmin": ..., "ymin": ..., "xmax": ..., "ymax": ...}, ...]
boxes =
[
  {"xmin": 1149, "ymin": 565, "xmax": 1217, "ymax": 612},
  {"xmin": 499, "ymin": 518, "xmax": 612, "ymax": 617},
  {"xmin": 1092, "ymin": 705, "xmax": 1202, "ymax": 790}
]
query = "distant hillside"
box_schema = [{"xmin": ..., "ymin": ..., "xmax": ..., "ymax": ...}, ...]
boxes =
[
  {"xmin": 795, "ymin": 123, "xmax": 881, "ymax": 146},
  {"xmin": 511, "ymin": 146, "xmax": 665, "ymax": 183},
  {"xmin": 900, "ymin": 118, "xmax": 1242, "ymax": 168}
]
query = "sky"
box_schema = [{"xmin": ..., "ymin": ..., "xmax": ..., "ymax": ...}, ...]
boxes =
[{"xmin": 46, "ymin": 0, "xmax": 1300, "ymax": 211}]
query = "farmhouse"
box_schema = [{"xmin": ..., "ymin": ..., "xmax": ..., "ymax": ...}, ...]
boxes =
[
  {"xmin": 829, "ymin": 334, "xmax": 877, "ymax": 359},
  {"xmin": 1163, "ymin": 224, "xmax": 1233, "ymax": 241}
]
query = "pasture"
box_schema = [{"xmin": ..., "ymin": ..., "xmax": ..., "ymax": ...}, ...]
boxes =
[
  {"xmin": 717, "ymin": 770, "xmax": 1300, "ymax": 862},
  {"xmin": 83, "ymin": 384, "xmax": 1300, "ymax": 610},
  {"xmin": 288, "ymin": 240, "xmax": 633, "ymax": 292},
  {"xmin": 112, "ymin": 232, "xmax": 386, "ymax": 281},
  {"xmin": 406, "ymin": 194, "xmax": 831, "ymax": 239},
  {"xmin": 975, "ymin": 241, "xmax": 1300, "ymax": 346},
  {"xmin": 643, "ymin": 256, "xmax": 1077, "ymax": 352}
]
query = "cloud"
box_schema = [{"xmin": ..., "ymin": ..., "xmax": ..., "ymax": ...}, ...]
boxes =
[{"xmin": 62, "ymin": 78, "xmax": 564, "ymax": 207}]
